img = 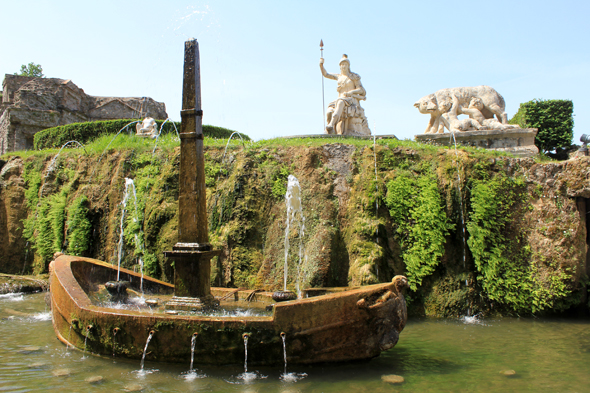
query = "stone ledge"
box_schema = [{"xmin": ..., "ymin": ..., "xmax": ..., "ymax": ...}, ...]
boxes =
[
  {"xmin": 281, "ymin": 134, "xmax": 399, "ymax": 140},
  {"xmin": 415, "ymin": 128, "xmax": 539, "ymax": 157}
]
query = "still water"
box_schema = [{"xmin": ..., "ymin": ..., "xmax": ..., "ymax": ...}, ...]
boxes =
[{"xmin": 1, "ymin": 292, "xmax": 589, "ymax": 392}]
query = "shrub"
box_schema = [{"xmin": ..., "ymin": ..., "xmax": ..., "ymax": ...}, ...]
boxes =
[
  {"xmin": 33, "ymin": 119, "xmax": 247, "ymax": 150},
  {"xmin": 509, "ymin": 99, "xmax": 574, "ymax": 154}
]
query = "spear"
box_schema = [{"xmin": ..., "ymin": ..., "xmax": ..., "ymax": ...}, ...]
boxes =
[{"xmin": 320, "ymin": 39, "xmax": 325, "ymax": 132}]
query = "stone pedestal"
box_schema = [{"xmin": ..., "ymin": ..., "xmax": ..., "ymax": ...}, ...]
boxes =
[
  {"xmin": 415, "ymin": 128, "xmax": 539, "ymax": 157},
  {"xmin": 164, "ymin": 248, "xmax": 220, "ymax": 295}
]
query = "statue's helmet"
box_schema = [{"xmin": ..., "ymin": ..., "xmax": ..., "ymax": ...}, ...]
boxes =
[{"xmin": 339, "ymin": 54, "xmax": 350, "ymax": 66}]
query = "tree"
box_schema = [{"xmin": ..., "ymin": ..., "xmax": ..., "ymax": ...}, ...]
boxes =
[
  {"xmin": 16, "ymin": 62, "xmax": 44, "ymax": 77},
  {"xmin": 509, "ymin": 99, "xmax": 574, "ymax": 155}
]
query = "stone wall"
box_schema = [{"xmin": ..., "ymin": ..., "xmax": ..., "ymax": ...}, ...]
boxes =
[{"xmin": 0, "ymin": 74, "xmax": 168, "ymax": 154}]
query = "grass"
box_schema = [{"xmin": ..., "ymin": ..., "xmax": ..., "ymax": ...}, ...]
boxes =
[{"xmin": 2, "ymin": 133, "xmax": 520, "ymax": 162}]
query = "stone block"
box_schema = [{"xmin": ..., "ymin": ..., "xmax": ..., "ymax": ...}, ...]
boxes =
[{"xmin": 415, "ymin": 128, "xmax": 539, "ymax": 157}]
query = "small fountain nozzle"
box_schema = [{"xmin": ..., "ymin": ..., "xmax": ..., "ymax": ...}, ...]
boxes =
[
  {"xmin": 149, "ymin": 330, "xmax": 155, "ymax": 335},
  {"xmin": 193, "ymin": 332, "xmax": 198, "ymax": 337},
  {"xmin": 86, "ymin": 325, "xmax": 93, "ymax": 331},
  {"xmin": 280, "ymin": 332, "xmax": 286, "ymax": 338},
  {"xmin": 113, "ymin": 327, "xmax": 120, "ymax": 334},
  {"xmin": 242, "ymin": 333, "xmax": 250, "ymax": 339}
]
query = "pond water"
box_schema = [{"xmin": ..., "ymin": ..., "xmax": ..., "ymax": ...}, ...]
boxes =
[{"xmin": 1, "ymin": 292, "xmax": 589, "ymax": 392}]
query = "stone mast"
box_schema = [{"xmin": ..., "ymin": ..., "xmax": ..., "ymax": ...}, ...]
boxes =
[{"xmin": 164, "ymin": 39, "xmax": 220, "ymax": 309}]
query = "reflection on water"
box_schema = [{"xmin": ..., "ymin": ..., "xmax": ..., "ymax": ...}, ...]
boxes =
[{"xmin": 1, "ymin": 292, "xmax": 589, "ymax": 392}]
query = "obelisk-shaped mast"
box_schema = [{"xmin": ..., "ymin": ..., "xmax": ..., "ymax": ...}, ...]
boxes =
[
  {"xmin": 165, "ymin": 39, "xmax": 219, "ymax": 306},
  {"xmin": 177, "ymin": 39, "xmax": 209, "ymax": 248}
]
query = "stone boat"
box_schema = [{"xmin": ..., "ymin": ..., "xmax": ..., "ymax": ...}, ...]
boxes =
[
  {"xmin": 49, "ymin": 39, "xmax": 408, "ymax": 365},
  {"xmin": 50, "ymin": 254, "xmax": 408, "ymax": 365}
]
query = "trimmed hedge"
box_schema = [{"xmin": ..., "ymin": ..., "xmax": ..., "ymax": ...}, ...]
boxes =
[
  {"xmin": 509, "ymin": 99, "xmax": 574, "ymax": 153},
  {"xmin": 33, "ymin": 119, "xmax": 248, "ymax": 150}
]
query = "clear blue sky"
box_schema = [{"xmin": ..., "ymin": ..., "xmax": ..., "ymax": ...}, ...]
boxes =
[{"xmin": 2, "ymin": 0, "xmax": 588, "ymax": 143}]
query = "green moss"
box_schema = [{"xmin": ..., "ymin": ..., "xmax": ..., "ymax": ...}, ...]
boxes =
[{"xmin": 66, "ymin": 195, "xmax": 92, "ymax": 256}]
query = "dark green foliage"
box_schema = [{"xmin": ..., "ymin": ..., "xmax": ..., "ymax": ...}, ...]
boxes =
[
  {"xmin": 466, "ymin": 174, "xmax": 573, "ymax": 313},
  {"xmin": 467, "ymin": 175, "xmax": 529, "ymax": 310},
  {"xmin": 34, "ymin": 193, "xmax": 67, "ymax": 272},
  {"xmin": 33, "ymin": 120, "xmax": 247, "ymax": 150},
  {"xmin": 271, "ymin": 165, "xmax": 290, "ymax": 200},
  {"xmin": 22, "ymin": 162, "xmax": 42, "ymax": 212},
  {"xmin": 385, "ymin": 172, "xmax": 453, "ymax": 290},
  {"xmin": 66, "ymin": 195, "xmax": 92, "ymax": 256},
  {"xmin": 17, "ymin": 62, "xmax": 44, "ymax": 77},
  {"xmin": 509, "ymin": 99, "xmax": 574, "ymax": 153}
]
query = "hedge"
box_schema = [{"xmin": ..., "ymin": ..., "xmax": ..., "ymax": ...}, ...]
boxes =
[
  {"xmin": 509, "ymin": 99, "xmax": 574, "ymax": 153},
  {"xmin": 33, "ymin": 119, "xmax": 248, "ymax": 150}
]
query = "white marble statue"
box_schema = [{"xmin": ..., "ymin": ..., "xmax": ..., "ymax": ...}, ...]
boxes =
[
  {"xmin": 320, "ymin": 54, "xmax": 371, "ymax": 136},
  {"xmin": 136, "ymin": 117, "xmax": 158, "ymax": 138},
  {"xmin": 440, "ymin": 95, "xmax": 482, "ymax": 133},
  {"xmin": 414, "ymin": 86, "xmax": 518, "ymax": 134}
]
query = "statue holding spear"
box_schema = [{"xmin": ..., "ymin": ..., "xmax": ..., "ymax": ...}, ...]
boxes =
[{"xmin": 319, "ymin": 45, "xmax": 371, "ymax": 136}]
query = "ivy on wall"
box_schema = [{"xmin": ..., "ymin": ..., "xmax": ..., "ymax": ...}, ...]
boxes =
[
  {"xmin": 466, "ymin": 174, "xmax": 574, "ymax": 313},
  {"xmin": 66, "ymin": 195, "xmax": 92, "ymax": 256},
  {"xmin": 385, "ymin": 172, "xmax": 453, "ymax": 290}
]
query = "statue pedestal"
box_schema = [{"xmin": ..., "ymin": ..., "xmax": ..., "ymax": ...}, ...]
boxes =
[{"xmin": 415, "ymin": 128, "xmax": 538, "ymax": 157}]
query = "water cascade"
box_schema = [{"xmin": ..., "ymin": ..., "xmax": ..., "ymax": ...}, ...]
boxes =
[
  {"xmin": 373, "ymin": 135, "xmax": 380, "ymax": 279},
  {"xmin": 152, "ymin": 118, "xmax": 180, "ymax": 153},
  {"xmin": 235, "ymin": 333, "xmax": 267, "ymax": 382},
  {"xmin": 182, "ymin": 332, "xmax": 205, "ymax": 380},
  {"xmin": 279, "ymin": 332, "xmax": 307, "ymax": 382},
  {"xmin": 22, "ymin": 242, "xmax": 29, "ymax": 275},
  {"xmin": 134, "ymin": 233, "xmax": 145, "ymax": 296},
  {"xmin": 83, "ymin": 325, "xmax": 91, "ymax": 358},
  {"xmin": 117, "ymin": 178, "xmax": 140, "ymax": 281},
  {"xmin": 44, "ymin": 140, "xmax": 87, "ymax": 180},
  {"xmin": 373, "ymin": 135, "xmax": 379, "ymax": 232},
  {"xmin": 140, "ymin": 331, "xmax": 155, "ymax": 371},
  {"xmin": 222, "ymin": 131, "xmax": 247, "ymax": 162},
  {"xmin": 281, "ymin": 332, "xmax": 287, "ymax": 376},
  {"xmin": 450, "ymin": 134, "xmax": 468, "ymax": 271},
  {"xmin": 243, "ymin": 333, "xmax": 249, "ymax": 374},
  {"xmin": 93, "ymin": 121, "xmax": 141, "ymax": 176},
  {"xmin": 216, "ymin": 131, "xmax": 247, "ymax": 230},
  {"xmin": 284, "ymin": 175, "xmax": 306, "ymax": 296},
  {"xmin": 189, "ymin": 333, "xmax": 197, "ymax": 372}
]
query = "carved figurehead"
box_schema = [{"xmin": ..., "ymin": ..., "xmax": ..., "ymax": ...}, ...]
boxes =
[
  {"xmin": 135, "ymin": 117, "xmax": 158, "ymax": 138},
  {"xmin": 320, "ymin": 54, "xmax": 371, "ymax": 136}
]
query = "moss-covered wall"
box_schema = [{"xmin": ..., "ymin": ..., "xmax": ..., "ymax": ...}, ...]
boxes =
[{"xmin": 0, "ymin": 138, "xmax": 588, "ymax": 317}]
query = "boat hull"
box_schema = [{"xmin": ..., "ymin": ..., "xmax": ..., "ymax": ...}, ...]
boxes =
[{"xmin": 50, "ymin": 255, "xmax": 407, "ymax": 365}]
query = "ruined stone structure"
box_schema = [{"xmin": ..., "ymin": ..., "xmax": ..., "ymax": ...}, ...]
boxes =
[{"xmin": 0, "ymin": 74, "xmax": 167, "ymax": 154}]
